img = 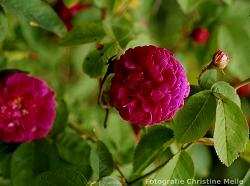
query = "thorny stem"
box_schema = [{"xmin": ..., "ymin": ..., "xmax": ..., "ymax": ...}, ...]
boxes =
[
  {"xmin": 98, "ymin": 56, "xmax": 116, "ymax": 128},
  {"xmin": 68, "ymin": 123, "xmax": 97, "ymax": 142},
  {"xmin": 98, "ymin": 56, "xmax": 116, "ymax": 108},
  {"xmin": 98, "ymin": 75, "xmax": 111, "ymax": 109},
  {"xmin": 234, "ymin": 78, "xmax": 250, "ymax": 90}
]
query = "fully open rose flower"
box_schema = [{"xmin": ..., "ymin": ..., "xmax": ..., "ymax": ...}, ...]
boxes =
[
  {"xmin": 109, "ymin": 45, "xmax": 190, "ymax": 126},
  {"xmin": 0, "ymin": 72, "xmax": 56, "ymax": 143}
]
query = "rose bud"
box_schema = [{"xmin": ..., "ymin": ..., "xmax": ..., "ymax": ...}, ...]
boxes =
[
  {"xmin": 191, "ymin": 27, "xmax": 210, "ymax": 45},
  {"xmin": 212, "ymin": 50, "xmax": 229, "ymax": 70},
  {"xmin": 109, "ymin": 45, "xmax": 190, "ymax": 126},
  {"xmin": 0, "ymin": 72, "xmax": 56, "ymax": 143},
  {"xmin": 237, "ymin": 84, "xmax": 250, "ymax": 97}
]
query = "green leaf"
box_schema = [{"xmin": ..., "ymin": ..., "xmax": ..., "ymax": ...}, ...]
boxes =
[
  {"xmin": 32, "ymin": 166, "xmax": 88, "ymax": 186},
  {"xmin": 240, "ymin": 141, "xmax": 250, "ymax": 163},
  {"xmin": 187, "ymin": 144, "xmax": 212, "ymax": 178},
  {"xmin": 217, "ymin": 25, "xmax": 250, "ymax": 78},
  {"xmin": 56, "ymin": 132, "xmax": 91, "ymax": 167},
  {"xmin": 211, "ymin": 81, "xmax": 241, "ymax": 107},
  {"xmin": 240, "ymin": 170, "xmax": 250, "ymax": 186},
  {"xmin": 11, "ymin": 140, "xmax": 60, "ymax": 186},
  {"xmin": 0, "ymin": 0, "xmax": 66, "ymax": 36},
  {"xmin": 98, "ymin": 112, "xmax": 135, "ymax": 164},
  {"xmin": 214, "ymin": 99, "xmax": 249, "ymax": 166},
  {"xmin": 177, "ymin": 0, "xmax": 203, "ymax": 13},
  {"xmin": 55, "ymin": 132, "xmax": 92, "ymax": 179},
  {"xmin": 153, "ymin": 151, "xmax": 194, "ymax": 185},
  {"xmin": 221, "ymin": 0, "xmax": 250, "ymax": 24},
  {"xmin": 97, "ymin": 176, "xmax": 122, "ymax": 186},
  {"xmin": 0, "ymin": 142, "xmax": 16, "ymax": 180},
  {"xmin": 223, "ymin": 0, "xmax": 233, "ymax": 5},
  {"xmin": 102, "ymin": 42, "xmax": 122, "ymax": 61},
  {"xmin": 174, "ymin": 90, "xmax": 217, "ymax": 143},
  {"xmin": 133, "ymin": 126, "xmax": 174, "ymax": 175},
  {"xmin": 82, "ymin": 50, "xmax": 105, "ymax": 78},
  {"xmin": 82, "ymin": 42, "xmax": 122, "ymax": 78},
  {"xmin": 61, "ymin": 21, "xmax": 105, "ymax": 45},
  {"xmin": 199, "ymin": 69, "xmax": 218, "ymax": 89},
  {"xmin": 91, "ymin": 141, "xmax": 114, "ymax": 178},
  {"xmin": 112, "ymin": 24, "xmax": 135, "ymax": 48},
  {"xmin": 49, "ymin": 99, "xmax": 68, "ymax": 136}
]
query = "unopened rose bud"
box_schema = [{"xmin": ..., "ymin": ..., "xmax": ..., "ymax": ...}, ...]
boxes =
[
  {"xmin": 212, "ymin": 50, "xmax": 229, "ymax": 70},
  {"xmin": 191, "ymin": 27, "xmax": 210, "ymax": 45},
  {"xmin": 237, "ymin": 83, "xmax": 250, "ymax": 97}
]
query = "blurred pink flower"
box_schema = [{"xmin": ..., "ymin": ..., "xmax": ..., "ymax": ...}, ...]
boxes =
[
  {"xmin": 0, "ymin": 72, "xmax": 56, "ymax": 143},
  {"xmin": 110, "ymin": 45, "xmax": 190, "ymax": 126},
  {"xmin": 191, "ymin": 27, "xmax": 210, "ymax": 45},
  {"xmin": 54, "ymin": 0, "xmax": 92, "ymax": 31}
]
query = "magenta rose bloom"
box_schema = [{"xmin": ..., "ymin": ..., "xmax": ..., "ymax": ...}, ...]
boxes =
[
  {"xmin": 0, "ymin": 72, "xmax": 56, "ymax": 143},
  {"xmin": 109, "ymin": 45, "xmax": 190, "ymax": 126}
]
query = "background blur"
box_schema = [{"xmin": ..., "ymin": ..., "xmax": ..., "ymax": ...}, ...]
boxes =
[{"xmin": 0, "ymin": 0, "xmax": 250, "ymax": 185}]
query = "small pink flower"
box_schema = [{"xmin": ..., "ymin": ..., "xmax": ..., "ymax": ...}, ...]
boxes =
[
  {"xmin": 0, "ymin": 72, "xmax": 56, "ymax": 143},
  {"xmin": 109, "ymin": 45, "xmax": 190, "ymax": 126}
]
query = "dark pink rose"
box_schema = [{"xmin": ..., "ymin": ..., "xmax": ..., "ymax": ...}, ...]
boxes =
[
  {"xmin": 0, "ymin": 72, "xmax": 56, "ymax": 143},
  {"xmin": 109, "ymin": 45, "xmax": 190, "ymax": 126}
]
